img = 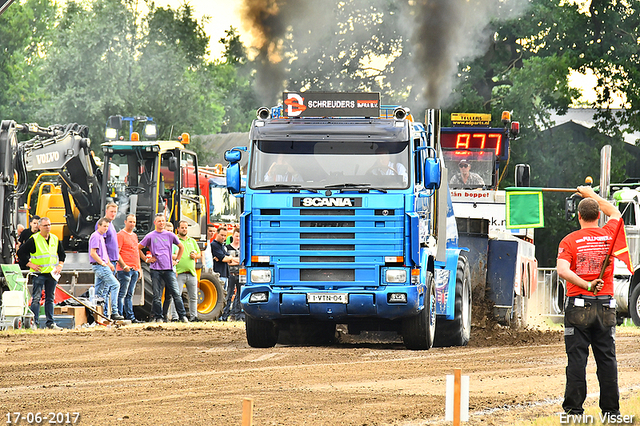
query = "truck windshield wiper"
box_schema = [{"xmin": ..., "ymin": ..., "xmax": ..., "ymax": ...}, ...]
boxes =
[
  {"xmin": 324, "ymin": 183, "xmax": 368, "ymax": 189},
  {"xmin": 324, "ymin": 183, "xmax": 387, "ymax": 193},
  {"xmin": 254, "ymin": 184, "xmax": 302, "ymax": 192}
]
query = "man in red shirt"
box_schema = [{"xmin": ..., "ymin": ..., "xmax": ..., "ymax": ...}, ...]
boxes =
[
  {"xmin": 557, "ymin": 186, "xmax": 620, "ymax": 417},
  {"xmin": 116, "ymin": 214, "xmax": 145, "ymax": 323}
]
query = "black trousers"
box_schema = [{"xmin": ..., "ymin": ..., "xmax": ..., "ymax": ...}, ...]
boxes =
[{"xmin": 563, "ymin": 297, "xmax": 619, "ymax": 415}]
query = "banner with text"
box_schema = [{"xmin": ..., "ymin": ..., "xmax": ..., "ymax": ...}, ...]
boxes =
[{"xmin": 282, "ymin": 92, "xmax": 380, "ymax": 118}]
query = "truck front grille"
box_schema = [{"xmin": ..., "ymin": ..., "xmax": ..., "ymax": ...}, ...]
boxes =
[
  {"xmin": 250, "ymin": 194, "xmax": 405, "ymax": 286},
  {"xmin": 301, "ymin": 269, "xmax": 355, "ymax": 282}
]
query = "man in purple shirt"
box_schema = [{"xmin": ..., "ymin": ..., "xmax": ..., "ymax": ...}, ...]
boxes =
[
  {"xmin": 90, "ymin": 217, "xmax": 124, "ymax": 320},
  {"xmin": 139, "ymin": 214, "xmax": 189, "ymax": 323},
  {"xmin": 99, "ymin": 202, "xmax": 124, "ymax": 267}
]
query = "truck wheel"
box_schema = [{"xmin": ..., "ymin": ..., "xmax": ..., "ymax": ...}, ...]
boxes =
[
  {"xmin": 630, "ymin": 285, "xmax": 640, "ymax": 327},
  {"xmin": 512, "ymin": 293, "xmax": 528, "ymax": 329},
  {"xmin": 402, "ymin": 272, "xmax": 436, "ymax": 350},
  {"xmin": 133, "ymin": 263, "xmax": 153, "ymax": 321},
  {"xmin": 434, "ymin": 255, "xmax": 472, "ymax": 347},
  {"xmin": 549, "ymin": 270, "xmax": 565, "ymax": 323},
  {"xmin": 246, "ymin": 315, "xmax": 278, "ymax": 348},
  {"xmin": 197, "ymin": 272, "xmax": 226, "ymax": 321}
]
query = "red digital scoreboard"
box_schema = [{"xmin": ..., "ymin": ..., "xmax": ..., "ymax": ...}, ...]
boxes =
[{"xmin": 440, "ymin": 129, "xmax": 504, "ymax": 157}]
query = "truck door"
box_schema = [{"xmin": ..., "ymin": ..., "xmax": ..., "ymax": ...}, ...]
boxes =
[{"xmin": 178, "ymin": 151, "xmax": 203, "ymax": 239}]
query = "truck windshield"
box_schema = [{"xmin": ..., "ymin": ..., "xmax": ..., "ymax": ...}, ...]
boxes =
[
  {"xmin": 443, "ymin": 149, "xmax": 495, "ymax": 190},
  {"xmin": 249, "ymin": 140, "xmax": 410, "ymax": 189},
  {"xmin": 104, "ymin": 152, "xmax": 157, "ymax": 232}
]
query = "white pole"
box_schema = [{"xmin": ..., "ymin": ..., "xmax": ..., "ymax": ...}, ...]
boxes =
[{"xmin": 445, "ymin": 369, "xmax": 469, "ymax": 423}]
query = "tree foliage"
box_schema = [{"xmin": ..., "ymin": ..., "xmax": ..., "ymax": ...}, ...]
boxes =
[
  {"xmin": 0, "ymin": 0, "xmax": 257, "ymax": 155},
  {"xmin": 0, "ymin": 0, "xmax": 57, "ymax": 122}
]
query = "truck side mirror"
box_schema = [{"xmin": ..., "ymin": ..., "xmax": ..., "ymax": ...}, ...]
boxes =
[
  {"xmin": 515, "ymin": 164, "xmax": 530, "ymax": 187},
  {"xmin": 565, "ymin": 193, "xmax": 582, "ymax": 221},
  {"xmin": 225, "ymin": 149, "xmax": 243, "ymax": 164},
  {"xmin": 227, "ymin": 163, "xmax": 242, "ymax": 194},
  {"xmin": 168, "ymin": 157, "xmax": 178, "ymax": 172},
  {"xmin": 424, "ymin": 158, "xmax": 441, "ymax": 190}
]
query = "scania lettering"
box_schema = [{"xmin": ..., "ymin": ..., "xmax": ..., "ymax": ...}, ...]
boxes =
[
  {"xmin": 298, "ymin": 197, "xmax": 356, "ymax": 207},
  {"xmin": 225, "ymin": 92, "xmax": 471, "ymax": 349}
]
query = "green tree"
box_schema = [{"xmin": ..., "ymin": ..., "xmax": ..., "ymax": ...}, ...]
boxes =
[
  {"xmin": 215, "ymin": 27, "xmax": 259, "ymax": 133},
  {"xmin": 0, "ymin": 0, "xmax": 57, "ymax": 122},
  {"xmin": 39, "ymin": 0, "xmax": 140, "ymax": 142},
  {"xmin": 40, "ymin": 0, "xmax": 225, "ymax": 145}
]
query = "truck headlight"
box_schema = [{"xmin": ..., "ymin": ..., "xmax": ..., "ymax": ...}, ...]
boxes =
[
  {"xmin": 250, "ymin": 269, "xmax": 272, "ymax": 283},
  {"xmin": 386, "ymin": 269, "xmax": 407, "ymax": 283},
  {"xmin": 249, "ymin": 292, "xmax": 269, "ymax": 303}
]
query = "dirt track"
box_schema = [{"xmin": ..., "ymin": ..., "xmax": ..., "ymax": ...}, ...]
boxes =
[{"xmin": 1, "ymin": 321, "xmax": 639, "ymax": 426}]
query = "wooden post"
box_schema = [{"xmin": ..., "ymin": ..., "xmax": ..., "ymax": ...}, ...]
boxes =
[
  {"xmin": 242, "ymin": 398, "xmax": 254, "ymax": 426},
  {"xmin": 453, "ymin": 368, "xmax": 461, "ymax": 426}
]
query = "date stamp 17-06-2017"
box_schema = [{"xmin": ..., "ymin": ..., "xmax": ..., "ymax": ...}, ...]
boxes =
[{"xmin": 5, "ymin": 412, "xmax": 81, "ymax": 425}]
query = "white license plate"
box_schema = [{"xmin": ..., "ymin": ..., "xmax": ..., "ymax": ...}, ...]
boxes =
[{"xmin": 307, "ymin": 293, "xmax": 348, "ymax": 304}]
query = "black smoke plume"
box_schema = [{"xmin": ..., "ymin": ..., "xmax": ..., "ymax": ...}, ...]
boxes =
[
  {"xmin": 409, "ymin": 0, "xmax": 528, "ymax": 108},
  {"xmin": 241, "ymin": 0, "xmax": 311, "ymax": 106}
]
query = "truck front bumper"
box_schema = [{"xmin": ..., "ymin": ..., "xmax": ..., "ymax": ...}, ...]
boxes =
[{"xmin": 241, "ymin": 285, "xmax": 424, "ymax": 322}]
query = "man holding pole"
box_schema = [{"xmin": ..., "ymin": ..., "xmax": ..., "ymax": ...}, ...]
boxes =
[{"xmin": 556, "ymin": 185, "xmax": 627, "ymax": 417}]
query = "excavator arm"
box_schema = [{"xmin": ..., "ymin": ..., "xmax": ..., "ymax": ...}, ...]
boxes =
[{"xmin": 0, "ymin": 120, "xmax": 102, "ymax": 262}]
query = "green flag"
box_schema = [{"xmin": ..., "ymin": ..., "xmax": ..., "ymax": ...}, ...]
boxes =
[{"xmin": 506, "ymin": 191, "xmax": 544, "ymax": 229}]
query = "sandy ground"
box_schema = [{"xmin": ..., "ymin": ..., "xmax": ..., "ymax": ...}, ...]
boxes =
[{"xmin": 1, "ymin": 319, "xmax": 640, "ymax": 426}]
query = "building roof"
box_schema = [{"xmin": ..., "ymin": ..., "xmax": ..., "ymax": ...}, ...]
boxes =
[{"xmin": 548, "ymin": 108, "xmax": 640, "ymax": 145}]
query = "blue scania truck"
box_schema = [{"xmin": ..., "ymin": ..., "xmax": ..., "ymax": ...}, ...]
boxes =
[{"xmin": 225, "ymin": 92, "xmax": 471, "ymax": 349}]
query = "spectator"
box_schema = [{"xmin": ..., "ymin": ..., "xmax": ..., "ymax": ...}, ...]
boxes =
[
  {"xmin": 221, "ymin": 227, "xmax": 242, "ymax": 321},
  {"xmin": 210, "ymin": 226, "xmax": 238, "ymax": 321},
  {"xmin": 16, "ymin": 223, "xmax": 24, "ymax": 239},
  {"xmin": 90, "ymin": 217, "xmax": 124, "ymax": 320},
  {"xmin": 202, "ymin": 224, "xmax": 216, "ymax": 272},
  {"xmin": 175, "ymin": 220, "xmax": 202, "ymax": 322},
  {"xmin": 93, "ymin": 203, "xmax": 125, "ymax": 317},
  {"xmin": 17, "ymin": 217, "xmax": 65, "ymax": 329},
  {"xmin": 100, "ymin": 202, "xmax": 125, "ymax": 269},
  {"xmin": 14, "ymin": 224, "xmax": 24, "ymax": 260},
  {"xmin": 17, "ymin": 215, "xmax": 40, "ymax": 269},
  {"xmin": 139, "ymin": 214, "xmax": 189, "ymax": 323},
  {"xmin": 162, "ymin": 221, "xmax": 180, "ymax": 322},
  {"xmin": 116, "ymin": 214, "xmax": 145, "ymax": 323}
]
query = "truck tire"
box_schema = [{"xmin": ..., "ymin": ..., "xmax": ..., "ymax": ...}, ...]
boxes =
[
  {"xmin": 246, "ymin": 315, "xmax": 278, "ymax": 348},
  {"xmin": 434, "ymin": 255, "xmax": 472, "ymax": 347},
  {"xmin": 402, "ymin": 272, "xmax": 436, "ymax": 350},
  {"xmin": 512, "ymin": 293, "xmax": 528, "ymax": 329},
  {"xmin": 630, "ymin": 284, "xmax": 640, "ymax": 327},
  {"xmin": 133, "ymin": 263, "xmax": 154, "ymax": 321},
  {"xmin": 197, "ymin": 272, "xmax": 226, "ymax": 321},
  {"xmin": 549, "ymin": 270, "xmax": 565, "ymax": 323}
]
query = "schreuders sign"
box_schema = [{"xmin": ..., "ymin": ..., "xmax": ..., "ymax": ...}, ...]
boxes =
[{"xmin": 283, "ymin": 92, "xmax": 380, "ymax": 118}]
